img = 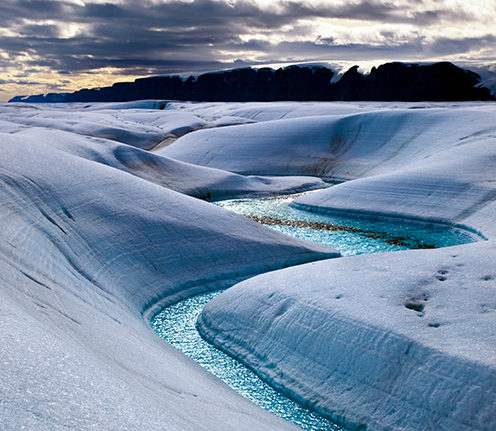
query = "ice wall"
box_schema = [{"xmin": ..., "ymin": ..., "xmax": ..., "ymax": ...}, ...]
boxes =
[
  {"xmin": 0, "ymin": 105, "xmax": 338, "ymax": 430},
  {"xmin": 192, "ymin": 102, "xmax": 496, "ymax": 430}
]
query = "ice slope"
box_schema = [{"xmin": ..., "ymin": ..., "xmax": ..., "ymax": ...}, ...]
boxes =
[
  {"xmin": 162, "ymin": 103, "xmax": 496, "ymax": 236},
  {"xmin": 0, "ymin": 102, "xmax": 208, "ymax": 149},
  {"xmin": 198, "ymin": 241, "xmax": 496, "ymax": 431},
  {"xmin": 0, "ymin": 105, "xmax": 327, "ymax": 200},
  {"xmin": 161, "ymin": 104, "xmax": 495, "ymax": 178},
  {"xmin": 0, "ymin": 115, "xmax": 339, "ymax": 429},
  {"xmin": 190, "ymin": 102, "xmax": 496, "ymax": 430}
]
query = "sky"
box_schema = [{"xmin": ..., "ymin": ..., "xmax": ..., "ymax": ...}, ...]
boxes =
[{"xmin": 1, "ymin": 0, "xmax": 496, "ymax": 101}]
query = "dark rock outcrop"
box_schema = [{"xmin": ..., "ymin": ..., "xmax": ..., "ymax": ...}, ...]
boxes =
[{"xmin": 9, "ymin": 62, "xmax": 494, "ymax": 103}]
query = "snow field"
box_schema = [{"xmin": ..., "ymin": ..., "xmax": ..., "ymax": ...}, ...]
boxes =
[
  {"xmin": 199, "ymin": 241, "xmax": 496, "ymax": 430},
  {"xmin": 178, "ymin": 101, "xmax": 496, "ymax": 429},
  {"xmin": 2, "ymin": 99, "xmax": 495, "ymax": 430},
  {"xmin": 0, "ymin": 102, "xmax": 339, "ymax": 430}
]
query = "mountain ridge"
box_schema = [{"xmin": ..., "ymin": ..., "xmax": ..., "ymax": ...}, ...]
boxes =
[{"xmin": 9, "ymin": 61, "xmax": 495, "ymax": 103}]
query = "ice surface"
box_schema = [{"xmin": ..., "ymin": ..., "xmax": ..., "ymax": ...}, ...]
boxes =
[
  {"xmin": 0, "ymin": 102, "xmax": 339, "ymax": 430},
  {"xmin": 162, "ymin": 102, "xmax": 496, "ymax": 237},
  {"xmin": 0, "ymin": 103, "xmax": 327, "ymax": 201},
  {"xmin": 199, "ymin": 241, "xmax": 496, "ymax": 431},
  {"xmin": 187, "ymin": 102, "xmax": 496, "ymax": 429},
  {"xmin": 2, "ymin": 100, "xmax": 495, "ymax": 430}
]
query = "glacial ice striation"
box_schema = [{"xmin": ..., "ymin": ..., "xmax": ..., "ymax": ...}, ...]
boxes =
[{"xmin": 1, "ymin": 99, "xmax": 495, "ymax": 430}]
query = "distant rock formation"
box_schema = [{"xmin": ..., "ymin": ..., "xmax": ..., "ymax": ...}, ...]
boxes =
[{"xmin": 9, "ymin": 62, "xmax": 494, "ymax": 103}]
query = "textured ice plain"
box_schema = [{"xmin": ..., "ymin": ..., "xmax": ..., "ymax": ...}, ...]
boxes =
[
  {"xmin": 198, "ymin": 242, "xmax": 496, "ymax": 431},
  {"xmin": 177, "ymin": 101, "xmax": 496, "ymax": 430},
  {"xmin": 0, "ymin": 103, "xmax": 327, "ymax": 201},
  {"xmin": 0, "ymin": 100, "xmax": 209, "ymax": 150},
  {"xmin": 163, "ymin": 101, "xmax": 496, "ymax": 235},
  {"xmin": 0, "ymin": 100, "xmax": 259, "ymax": 150},
  {"xmin": 0, "ymin": 102, "xmax": 342, "ymax": 430},
  {"xmin": 3, "ymin": 100, "xmax": 495, "ymax": 431}
]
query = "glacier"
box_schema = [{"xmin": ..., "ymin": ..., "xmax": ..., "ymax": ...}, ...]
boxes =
[
  {"xmin": 1, "ymin": 99, "xmax": 495, "ymax": 430},
  {"xmin": 191, "ymin": 101, "xmax": 496, "ymax": 430},
  {"xmin": 198, "ymin": 242, "xmax": 496, "ymax": 430},
  {"xmin": 0, "ymin": 101, "xmax": 337, "ymax": 430}
]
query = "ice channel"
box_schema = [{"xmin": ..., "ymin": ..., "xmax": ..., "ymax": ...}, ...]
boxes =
[{"xmin": 152, "ymin": 193, "xmax": 479, "ymax": 431}]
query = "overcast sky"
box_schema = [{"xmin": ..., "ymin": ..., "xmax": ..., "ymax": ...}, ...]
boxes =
[{"xmin": 1, "ymin": 0, "xmax": 495, "ymax": 101}]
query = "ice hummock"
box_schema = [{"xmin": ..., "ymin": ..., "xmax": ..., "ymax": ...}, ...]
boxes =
[{"xmin": 0, "ymin": 101, "xmax": 339, "ymax": 430}]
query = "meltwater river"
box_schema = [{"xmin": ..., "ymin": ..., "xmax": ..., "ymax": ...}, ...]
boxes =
[{"xmin": 152, "ymin": 194, "xmax": 477, "ymax": 431}]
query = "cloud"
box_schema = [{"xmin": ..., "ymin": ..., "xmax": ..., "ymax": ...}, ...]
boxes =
[
  {"xmin": 0, "ymin": 78, "xmax": 44, "ymax": 85},
  {"xmin": 429, "ymin": 35, "xmax": 496, "ymax": 56},
  {"xmin": 0, "ymin": 0, "xmax": 495, "ymax": 101}
]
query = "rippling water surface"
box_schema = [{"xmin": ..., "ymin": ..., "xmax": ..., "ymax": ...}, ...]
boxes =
[
  {"xmin": 153, "ymin": 193, "xmax": 476, "ymax": 430},
  {"xmin": 153, "ymin": 292, "xmax": 342, "ymax": 430},
  {"xmin": 216, "ymin": 194, "xmax": 475, "ymax": 255}
]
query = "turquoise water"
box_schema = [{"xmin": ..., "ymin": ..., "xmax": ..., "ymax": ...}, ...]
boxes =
[
  {"xmin": 152, "ymin": 193, "xmax": 476, "ymax": 430},
  {"xmin": 216, "ymin": 194, "xmax": 475, "ymax": 256},
  {"xmin": 153, "ymin": 292, "xmax": 341, "ymax": 430}
]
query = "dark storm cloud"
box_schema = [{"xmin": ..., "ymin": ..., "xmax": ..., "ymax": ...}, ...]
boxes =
[
  {"xmin": 0, "ymin": 0, "xmax": 491, "ymax": 77},
  {"xmin": 1, "ymin": 79, "xmax": 44, "ymax": 85},
  {"xmin": 429, "ymin": 35, "xmax": 496, "ymax": 55},
  {"xmin": 0, "ymin": 0, "xmax": 467, "ymax": 29},
  {"xmin": 19, "ymin": 24, "xmax": 61, "ymax": 38},
  {"xmin": 0, "ymin": 0, "xmax": 66, "ymax": 24},
  {"xmin": 230, "ymin": 32, "xmax": 496, "ymax": 64}
]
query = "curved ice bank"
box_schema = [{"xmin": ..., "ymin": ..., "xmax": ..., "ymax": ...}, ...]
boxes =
[
  {"xmin": 198, "ymin": 240, "xmax": 496, "ymax": 431},
  {"xmin": 186, "ymin": 102, "xmax": 496, "ymax": 431},
  {"xmin": 161, "ymin": 104, "xmax": 496, "ymax": 178},
  {"xmin": 0, "ymin": 103, "xmax": 327, "ymax": 201},
  {"xmin": 291, "ymin": 146, "xmax": 496, "ymax": 239},
  {"xmin": 0, "ymin": 123, "xmax": 338, "ymax": 429},
  {"xmin": 163, "ymin": 103, "xmax": 496, "ymax": 237}
]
